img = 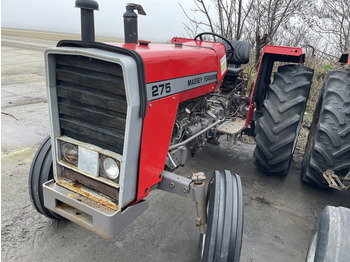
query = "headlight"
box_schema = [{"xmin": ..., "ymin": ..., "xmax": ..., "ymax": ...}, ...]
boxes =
[
  {"xmin": 61, "ymin": 143, "xmax": 78, "ymax": 164},
  {"xmin": 103, "ymin": 157, "xmax": 119, "ymax": 180}
]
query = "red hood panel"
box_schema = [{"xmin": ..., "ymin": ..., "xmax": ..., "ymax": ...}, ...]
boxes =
[{"xmin": 108, "ymin": 38, "xmax": 227, "ymax": 83}]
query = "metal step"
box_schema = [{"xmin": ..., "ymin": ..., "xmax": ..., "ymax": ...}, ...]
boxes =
[{"xmin": 217, "ymin": 118, "xmax": 245, "ymax": 149}]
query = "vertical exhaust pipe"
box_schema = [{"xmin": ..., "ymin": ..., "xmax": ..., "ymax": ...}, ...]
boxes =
[
  {"xmin": 123, "ymin": 4, "xmax": 146, "ymax": 44},
  {"xmin": 75, "ymin": 0, "xmax": 99, "ymax": 42}
]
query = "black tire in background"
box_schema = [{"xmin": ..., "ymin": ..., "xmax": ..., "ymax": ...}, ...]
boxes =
[
  {"xmin": 29, "ymin": 137, "xmax": 61, "ymax": 219},
  {"xmin": 302, "ymin": 69, "xmax": 350, "ymax": 187},
  {"xmin": 254, "ymin": 64, "xmax": 314, "ymax": 175},
  {"xmin": 198, "ymin": 170, "xmax": 243, "ymax": 262},
  {"xmin": 305, "ymin": 206, "xmax": 350, "ymax": 262}
]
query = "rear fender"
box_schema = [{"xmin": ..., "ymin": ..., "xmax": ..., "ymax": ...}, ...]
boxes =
[{"xmin": 244, "ymin": 45, "xmax": 305, "ymax": 129}]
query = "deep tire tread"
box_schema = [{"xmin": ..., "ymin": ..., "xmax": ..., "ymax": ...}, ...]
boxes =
[
  {"xmin": 272, "ymin": 115, "xmax": 300, "ymax": 134},
  {"xmin": 302, "ymin": 69, "xmax": 350, "ymax": 187},
  {"xmin": 269, "ymin": 83, "xmax": 287, "ymax": 102},
  {"xmin": 263, "ymin": 99, "xmax": 281, "ymax": 123},
  {"xmin": 278, "ymin": 96, "xmax": 306, "ymax": 113},
  {"xmin": 254, "ymin": 64, "xmax": 314, "ymax": 175}
]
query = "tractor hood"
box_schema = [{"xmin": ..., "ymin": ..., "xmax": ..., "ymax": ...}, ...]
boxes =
[{"xmin": 108, "ymin": 37, "xmax": 228, "ymax": 84}]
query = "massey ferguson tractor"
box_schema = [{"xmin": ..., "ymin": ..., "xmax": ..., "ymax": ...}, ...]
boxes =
[{"xmin": 29, "ymin": 1, "xmax": 317, "ymax": 261}]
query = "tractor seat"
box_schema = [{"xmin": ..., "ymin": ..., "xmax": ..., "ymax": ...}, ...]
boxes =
[
  {"xmin": 226, "ymin": 66, "xmax": 242, "ymax": 77},
  {"xmin": 223, "ymin": 40, "xmax": 251, "ymax": 65}
]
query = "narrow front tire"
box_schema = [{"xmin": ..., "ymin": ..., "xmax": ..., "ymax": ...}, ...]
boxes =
[{"xmin": 198, "ymin": 170, "xmax": 243, "ymax": 262}]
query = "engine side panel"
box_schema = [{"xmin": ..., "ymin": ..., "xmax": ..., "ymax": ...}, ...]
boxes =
[{"xmin": 137, "ymin": 95, "xmax": 179, "ymax": 201}]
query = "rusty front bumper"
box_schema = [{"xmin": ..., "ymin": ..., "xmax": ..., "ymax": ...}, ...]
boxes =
[{"xmin": 43, "ymin": 180, "xmax": 148, "ymax": 239}]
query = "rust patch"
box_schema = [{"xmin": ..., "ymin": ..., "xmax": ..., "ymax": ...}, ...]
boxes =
[
  {"xmin": 61, "ymin": 168, "xmax": 119, "ymax": 201},
  {"xmin": 58, "ymin": 180, "xmax": 119, "ymax": 210}
]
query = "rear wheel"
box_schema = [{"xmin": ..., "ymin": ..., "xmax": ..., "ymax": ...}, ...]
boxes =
[
  {"xmin": 302, "ymin": 69, "xmax": 350, "ymax": 187},
  {"xmin": 306, "ymin": 206, "xmax": 350, "ymax": 262},
  {"xmin": 198, "ymin": 170, "xmax": 243, "ymax": 262},
  {"xmin": 254, "ymin": 64, "xmax": 314, "ymax": 175},
  {"xmin": 29, "ymin": 137, "xmax": 61, "ymax": 219}
]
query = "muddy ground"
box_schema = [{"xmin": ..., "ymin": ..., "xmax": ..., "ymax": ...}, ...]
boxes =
[{"xmin": 2, "ymin": 34, "xmax": 350, "ymax": 262}]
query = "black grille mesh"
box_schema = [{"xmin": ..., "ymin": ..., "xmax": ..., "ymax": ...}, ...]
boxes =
[{"xmin": 56, "ymin": 55, "xmax": 126, "ymax": 154}]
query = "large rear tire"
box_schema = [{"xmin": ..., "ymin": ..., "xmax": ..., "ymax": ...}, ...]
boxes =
[
  {"xmin": 29, "ymin": 137, "xmax": 61, "ymax": 219},
  {"xmin": 254, "ymin": 64, "xmax": 314, "ymax": 175},
  {"xmin": 198, "ymin": 170, "xmax": 243, "ymax": 262},
  {"xmin": 305, "ymin": 206, "xmax": 350, "ymax": 262},
  {"xmin": 302, "ymin": 69, "xmax": 350, "ymax": 187}
]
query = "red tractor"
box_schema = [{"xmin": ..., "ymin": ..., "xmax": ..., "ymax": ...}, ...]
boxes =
[{"xmin": 29, "ymin": 2, "xmax": 315, "ymax": 261}]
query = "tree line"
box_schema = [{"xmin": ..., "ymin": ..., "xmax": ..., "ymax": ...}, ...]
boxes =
[{"xmin": 180, "ymin": 0, "xmax": 349, "ymax": 67}]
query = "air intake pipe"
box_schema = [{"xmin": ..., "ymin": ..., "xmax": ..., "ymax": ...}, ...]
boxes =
[
  {"xmin": 75, "ymin": 0, "xmax": 99, "ymax": 42},
  {"xmin": 123, "ymin": 4, "xmax": 146, "ymax": 44}
]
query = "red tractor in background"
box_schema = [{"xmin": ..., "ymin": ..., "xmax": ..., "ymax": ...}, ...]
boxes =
[{"xmin": 28, "ymin": 1, "xmax": 350, "ymax": 261}]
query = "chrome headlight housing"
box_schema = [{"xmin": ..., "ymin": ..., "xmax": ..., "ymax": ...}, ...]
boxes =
[
  {"xmin": 57, "ymin": 137, "xmax": 121, "ymax": 184},
  {"xmin": 61, "ymin": 143, "xmax": 78, "ymax": 164},
  {"xmin": 102, "ymin": 157, "xmax": 120, "ymax": 180}
]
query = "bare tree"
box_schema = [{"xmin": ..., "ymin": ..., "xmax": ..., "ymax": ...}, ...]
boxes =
[
  {"xmin": 179, "ymin": 0, "xmax": 253, "ymax": 40},
  {"xmin": 246, "ymin": 0, "xmax": 313, "ymax": 67},
  {"xmin": 307, "ymin": 0, "xmax": 350, "ymax": 55},
  {"xmin": 181, "ymin": 0, "xmax": 313, "ymax": 67}
]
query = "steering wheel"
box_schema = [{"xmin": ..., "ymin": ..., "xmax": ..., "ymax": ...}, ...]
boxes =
[{"xmin": 194, "ymin": 32, "xmax": 234, "ymax": 61}]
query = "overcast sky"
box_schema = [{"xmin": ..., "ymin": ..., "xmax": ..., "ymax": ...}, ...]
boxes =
[{"xmin": 2, "ymin": 0, "xmax": 201, "ymax": 42}]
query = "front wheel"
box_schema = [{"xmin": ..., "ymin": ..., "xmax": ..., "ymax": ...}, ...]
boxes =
[
  {"xmin": 29, "ymin": 137, "xmax": 61, "ymax": 219},
  {"xmin": 306, "ymin": 206, "xmax": 350, "ymax": 262},
  {"xmin": 198, "ymin": 170, "xmax": 243, "ymax": 262},
  {"xmin": 254, "ymin": 64, "xmax": 314, "ymax": 175}
]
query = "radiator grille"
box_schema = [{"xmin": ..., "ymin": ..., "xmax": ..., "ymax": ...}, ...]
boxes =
[{"xmin": 55, "ymin": 54, "xmax": 126, "ymax": 154}]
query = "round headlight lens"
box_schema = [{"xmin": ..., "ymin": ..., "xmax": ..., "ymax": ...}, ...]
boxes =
[
  {"xmin": 103, "ymin": 157, "xmax": 119, "ymax": 180},
  {"xmin": 61, "ymin": 143, "xmax": 78, "ymax": 164}
]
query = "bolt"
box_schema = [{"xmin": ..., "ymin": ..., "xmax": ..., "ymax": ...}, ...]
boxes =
[
  {"xmin": 192, "ymin": 172, "xmax": 206, "ymax": 185},
  {"xmin": 182, "ymin": 187, "xmax": 188, "ymax": 193},
  {"xmin": 195, "ymin": 216, "xmax": 201, "ymax": 226},
  {"xmin": 149, "ymin": 104, "xmax": 152, "ymax": 107},
  {"xmin": 173, "ymin": 96, "xmax": 176, "ymax": 100},
  {"xmin": 169, "ymin": 182, "xmax": 175, "ymax": 188}
]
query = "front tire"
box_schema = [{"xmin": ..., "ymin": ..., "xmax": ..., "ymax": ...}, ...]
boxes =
[
  {"xmin": 306, "ymin": 206, "xmax": 350, "ymax": 262},
  {"xmin": 198, "ymin": 170, "xmax": 243, "ymax": 262},
  {"xmin": 254, "ymin": 64, "xmax": 314, "ymax": 175},
  {"xmin": 29, "ymin": 137, "xmax": 61, "ymax": 219},
  {"xmin": 302, "ymin": 69, "xmax": 350, "ymax": 187}
]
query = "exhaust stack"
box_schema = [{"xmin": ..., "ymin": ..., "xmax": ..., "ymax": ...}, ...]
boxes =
[
  {"xmin": 123, "ymin": 4, "xmax": 146, "ymax": 44},
  {"xmin": 75, "ymin": 0, "xmax": 99, "ymax": 42}
]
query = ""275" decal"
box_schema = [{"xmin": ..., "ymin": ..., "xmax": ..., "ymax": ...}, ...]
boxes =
[{"xmin": 151, "ymin": 82, "xmax": 171, "ymax": 97}]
